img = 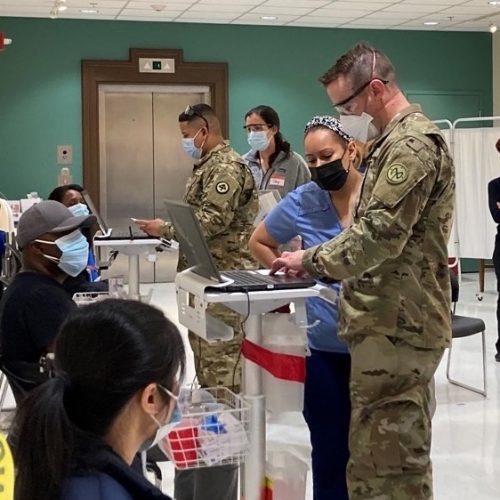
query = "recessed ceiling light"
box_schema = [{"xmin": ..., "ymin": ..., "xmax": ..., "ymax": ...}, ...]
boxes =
[
  {"xmin": 80, "ymin": 8, "xmax": 98, "ymax": 14},
  {"xmin": 490, "ymin": 23, "xmax": 498, "ymax": 33},
  {"xmin": 261, "ymin": 16, "xmax": 278, "ymax": 20},
  {"xmin": 488, "ymin": 1, "xmax": 500, "ymax": 6},
  {"xmin": 423, "ymin": 21, "xmax": 439, "ymax": 26}
]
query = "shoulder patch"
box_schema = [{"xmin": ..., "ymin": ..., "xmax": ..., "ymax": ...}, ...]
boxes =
[
  {"xmin": 386, "ymin": 164, "xmax": 408, "ymax": 185},
  {"xmin": 215, "ymin": 181, "xmax": 230, "ymax": 194}
]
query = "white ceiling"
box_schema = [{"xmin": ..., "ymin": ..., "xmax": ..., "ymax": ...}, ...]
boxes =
[{"xmin": 1, "ymin": 0, "xmax": 500, "ymax": 32}]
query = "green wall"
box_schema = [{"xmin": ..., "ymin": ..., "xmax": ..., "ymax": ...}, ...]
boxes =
[{"xmin": 0, "ymin": 17, "xmax": 493, "ymax": 200}]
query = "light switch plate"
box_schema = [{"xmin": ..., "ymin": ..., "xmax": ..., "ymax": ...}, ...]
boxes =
[{"xmin": 57, "ymin": 145, "xmax": 72, "ymax": 165}]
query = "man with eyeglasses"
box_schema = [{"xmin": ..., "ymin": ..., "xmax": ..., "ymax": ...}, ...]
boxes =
[
  {"xmin": 271, "ymin": 43, "xmax": 454, "ymax": 499},
  {"xmin": 137, "ymin": 103, "xmax": 257, "ymax": 500}
]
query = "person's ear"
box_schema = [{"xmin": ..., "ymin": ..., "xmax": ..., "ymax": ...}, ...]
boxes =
[
  {"xmin": 347, "ymin": 140, "xmax": 357, "ymax": 162},
  {"xmin": 370, "ymin": 79, "xmax": 385, "ymax": 97},
  {"xmin": 30, "ymin": 241, "xmax": 44, "ymax": 255},
  {"xmin": 139, "ymin": 383, "xmax": 162, "ymax": 416}
]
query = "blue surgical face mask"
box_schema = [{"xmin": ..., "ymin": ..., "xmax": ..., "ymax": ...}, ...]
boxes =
[
  {"xmin": 182, "ymin": 128, "xmax": 205, "ymax": 160},
  {"xmin": 247, "ymin": 131, "xmax": 271, "ymax": 152},
  {"xmin": 68, "ymin": 203, "xmax": 90, "ymax": 217},
  {"xmin": 36, "ymin": 230, "xmax": 89, "ymax": 277}
]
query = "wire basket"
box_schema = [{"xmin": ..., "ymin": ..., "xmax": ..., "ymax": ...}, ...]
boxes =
[
  {"xmin": 72, "ymin": 291, "xmax": 111, "ymax": 306},
  {"xmin": 165, "ymin": 387, "xmax": 250, "ymax": 469}
]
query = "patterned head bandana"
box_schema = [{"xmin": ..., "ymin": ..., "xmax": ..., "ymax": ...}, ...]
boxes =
[{"xmin": 304, "ymin": 116, "xmax": 352, "ymax": 142}]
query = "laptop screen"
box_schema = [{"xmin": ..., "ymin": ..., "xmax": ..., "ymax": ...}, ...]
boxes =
[
  {"xmin": 164, "ymin": 200, "xmax": 223, "ymax": 284},
  {"xmin": 81, "ymin": 190, "xmax": 110, "ymax": 236}
]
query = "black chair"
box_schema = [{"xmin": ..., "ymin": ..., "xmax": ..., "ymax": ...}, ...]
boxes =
[
  {"xmin": 0, "ymin": 355, "xmax": 51, "ymax": 405},
  {"xmin": 446, "ymin": 271, "xmax": 487, "ymax": 397}
]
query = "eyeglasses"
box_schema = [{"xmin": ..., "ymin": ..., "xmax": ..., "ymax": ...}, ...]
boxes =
[
  {"xmin": 331, "ymin": 50, "xmax": 388, "ymax": 114},
  {"xmin": 184, "ymin": 105, "xmax": 209, "ymax": 129},
  {"xmin": 243, "ymin": 123, "xmax": 271, "ymax": 133}
]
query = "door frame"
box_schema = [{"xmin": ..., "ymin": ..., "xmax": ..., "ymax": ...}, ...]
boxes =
[{"xmin": 82, "ymin": 48, "xmax": 228, "ymax": 206}]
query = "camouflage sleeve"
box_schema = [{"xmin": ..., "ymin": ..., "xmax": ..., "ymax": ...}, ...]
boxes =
[
  {"xmin": 159, "ymin": 222, "xmax": 175, "ymax": 240},
  {"xmin": 194, "ymin": 162, "xmax": 245, "ymax": 238},
  {"xmin": 303, "ymin": 138, "xmax": 438, "ymax": 280}
]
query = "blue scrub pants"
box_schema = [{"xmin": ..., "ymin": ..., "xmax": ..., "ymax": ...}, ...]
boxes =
[{"xmin": 303, "ymin": 349, "xmax": 351, "ymax": 500}]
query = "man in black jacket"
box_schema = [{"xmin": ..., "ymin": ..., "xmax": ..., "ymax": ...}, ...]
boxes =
[
  {"xmin": 0, "ymin": 201, "xmax": 95, "ymax": 398},
  {"xmin": 487, "ymin": 138, "xmax": 500, "ymax": 361}
]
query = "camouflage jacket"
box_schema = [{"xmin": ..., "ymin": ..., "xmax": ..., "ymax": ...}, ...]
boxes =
[
  {"xmin": 303, "ymin": 105, "xmax": 455, "ymax": 349},
  {"xmin": 160, "ymin": 142, "xmax": 258, "ymax": 271}
]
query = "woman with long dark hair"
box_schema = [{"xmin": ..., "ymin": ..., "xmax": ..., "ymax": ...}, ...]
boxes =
[
  {"xmin": 249, "ymin": 116, "xmax": 364, "ymax": 500},
  {"xmin": 243, "ymin": 105, "xmax": 310, "ymax": 197},
  {"xmin": 13, "ymin": 299, "xmax": 186, "ymax": 500}
]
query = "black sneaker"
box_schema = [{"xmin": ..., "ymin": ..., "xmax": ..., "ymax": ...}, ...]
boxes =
[{"xmin": 496, "ymin": 353, "xmax": 500, "ymax": 362}]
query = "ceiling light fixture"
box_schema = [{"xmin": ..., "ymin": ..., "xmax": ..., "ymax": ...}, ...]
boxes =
[
  {"xmin": 57, "ymin": 0, "xmax": 67, "ymax": 12},
  {"xmin": 49, "ymin": 0, "xmax": 67, "ymax": 18},
  {"xmin": 261, "ymin": 16, "xmax": 278, "ymax": 20},
  {"xmin": 80, "ymin": 8, "xmax": 98, "ymax": 14},
  {"xmin": 423, "ymin": 21, "xmax": 439, "ymax": 26},
  {"xmin": 490, "ymin": 23, "xmax": 498, "ymax": 33},
  {"xmin": 488, "ymin": 1, "xmax": 500, "ymax": 6}
]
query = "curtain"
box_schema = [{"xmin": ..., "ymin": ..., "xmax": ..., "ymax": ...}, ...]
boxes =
[{"xmin": 453, "ymin": 126, "xmax": 500, "ymax": 259}]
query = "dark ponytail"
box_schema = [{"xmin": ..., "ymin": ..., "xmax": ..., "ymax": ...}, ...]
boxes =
[
  {"xmin": 13, "ymin": 299, "xmax": 186, "ymax": 500},
  {"xmin": 14, "ymin": 376, "xmax": 74, "ymax": 500},
  {"xmin": 245, "ymin": 105, "xmax": 291, "ymax": 165}
]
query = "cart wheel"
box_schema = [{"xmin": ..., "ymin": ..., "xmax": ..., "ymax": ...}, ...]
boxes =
[{"xmin": 476, "ymin": 293, "xmax": 483, "ymax": 301}]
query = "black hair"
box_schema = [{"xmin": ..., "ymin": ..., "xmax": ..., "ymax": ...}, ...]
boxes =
[
  {"xmin": 48, "ymin": 184, "xmax": 84, "ymax": 204},
  {"xmin": 13, "ymin": 299, "xmax": 186, "ymax": 500},
  {"xmin": 178, "ymin": 103, "xmax": 215, "ymax": 127},
  {"xmin": 245, "ymin": 105, "xmax": 291, "ymax": 164}
]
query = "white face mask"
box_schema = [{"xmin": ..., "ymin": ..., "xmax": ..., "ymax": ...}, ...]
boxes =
[
  {"xmin": 139, "ymin": 385, "xmax": 182, "ymax": 455},
  {"xmin": 340, "ymin": 112, "xmax": 379, "ymax": 142}
]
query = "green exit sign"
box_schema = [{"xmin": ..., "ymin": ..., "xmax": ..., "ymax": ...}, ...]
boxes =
[{"xmin": 152, "ymin": 60, "xmax": 162, "ymax": 70}]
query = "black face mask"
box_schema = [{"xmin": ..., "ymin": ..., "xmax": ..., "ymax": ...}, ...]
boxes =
[{"xmin": 310, "ymin": 158, "xmax": 349, "ymax": 191}]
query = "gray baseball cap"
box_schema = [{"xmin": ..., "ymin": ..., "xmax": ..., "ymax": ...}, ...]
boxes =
[{"xmin": 17, "ymin": 200, "xmax": 96, "ymax": 249}]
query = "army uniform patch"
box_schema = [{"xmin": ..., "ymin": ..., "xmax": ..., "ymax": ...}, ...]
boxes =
[
  {"xmin": 386, "ymin": 164, "xmax": 408, "ymax": 185},
  {"xmin": 215, "ymin": 181, "xmax": 229, "ymax": 194}
]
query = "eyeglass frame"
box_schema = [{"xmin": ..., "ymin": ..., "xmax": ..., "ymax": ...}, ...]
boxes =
[
  {"xmin": 184, "ymin": 105, "xmax": 209, "ymax": 130},
  {"xmin": 331, "ymin": 49, "xmax": 389, "ymax": 114},
  {"xmin": 242, "ymin": 123, "xmax": 272, "ymax": 133}
]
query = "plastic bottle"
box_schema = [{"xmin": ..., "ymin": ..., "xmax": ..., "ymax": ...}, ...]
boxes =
[{"xmin": 58, "ymin": 167, "xmax": 73, "ymax": 186}]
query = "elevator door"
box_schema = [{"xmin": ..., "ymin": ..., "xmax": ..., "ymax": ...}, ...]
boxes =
[{"xmin": 98, "ymin": 85, "xmax": 211, "ymax": 283}]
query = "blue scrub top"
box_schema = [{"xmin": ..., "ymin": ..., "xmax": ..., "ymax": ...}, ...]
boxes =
[{"xmin": 264, "ymin": 181, "xmax": 347, "ymax": 353}]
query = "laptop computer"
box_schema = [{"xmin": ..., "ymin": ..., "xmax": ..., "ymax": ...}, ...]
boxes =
[
  {"xmin": 164, "ymin": 199, "xmax": 316, "ymax": 293},
  {"xmin": 82, "ymin": 190, "xmax": 154, "ymax": 240}
]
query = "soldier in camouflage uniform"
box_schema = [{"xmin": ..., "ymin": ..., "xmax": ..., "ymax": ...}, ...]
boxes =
[
  {"xmin": 271, "ymin": 44, "xmax": 454, "ymax": 500},
  {"xmin": 137, "ymin": 104, "xmax": 257, "ymax": 500}
]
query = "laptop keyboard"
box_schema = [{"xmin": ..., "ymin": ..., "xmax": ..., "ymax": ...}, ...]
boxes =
[{"xmin": 221, "ymin": 270, "xmax": 276, "ymax": 285}]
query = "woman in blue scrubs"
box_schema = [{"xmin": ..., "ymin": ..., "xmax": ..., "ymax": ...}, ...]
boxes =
[{"xmin": 249, "ymin": 116, "xmax": 364, "ymax": 500}]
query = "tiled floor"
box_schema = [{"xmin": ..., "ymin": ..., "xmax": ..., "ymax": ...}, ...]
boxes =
[{"xmin": 145, "ymin": 270, "xmax": 500, "ymax": 499}]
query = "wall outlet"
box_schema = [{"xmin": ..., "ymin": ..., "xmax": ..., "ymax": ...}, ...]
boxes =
[{"xmin": 57, "ymin": 145, "xmax": 73, "ymax": 165}]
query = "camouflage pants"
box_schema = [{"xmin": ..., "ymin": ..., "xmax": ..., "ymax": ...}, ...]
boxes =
[
  {"xmin": 346, "ymin": 335, "xmax": 444, "ymax": 500},
  {"xmin": 189, "ymin": 303, "xmax": 243, "ymax": 393}
]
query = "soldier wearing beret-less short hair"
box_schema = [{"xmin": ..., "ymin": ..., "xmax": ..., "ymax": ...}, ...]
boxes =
[
  {"xmin": 135, "ymin": 104, "xmax": 258, "ymax": 500},
  {"xmin": 272, "ymin": 43, "xmax": 455, "ymax": 500}
]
